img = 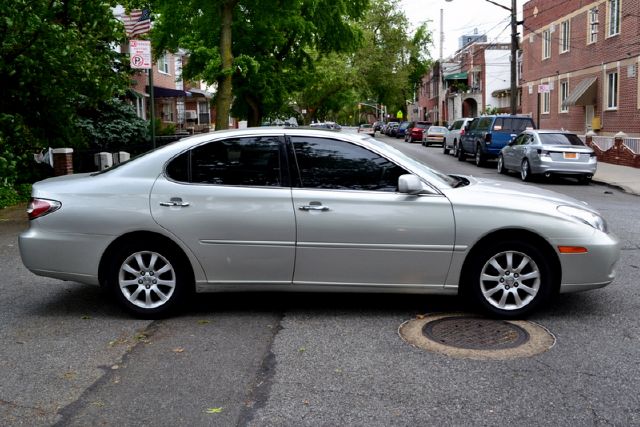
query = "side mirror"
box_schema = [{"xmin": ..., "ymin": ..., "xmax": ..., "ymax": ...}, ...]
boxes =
[{"xmin": 398, "ymin": 174, "xmax": 424, "ymax": 195}]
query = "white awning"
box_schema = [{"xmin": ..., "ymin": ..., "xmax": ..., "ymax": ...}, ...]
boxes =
[{"xmin": 562, "ymin": 76, "xmax": 597, "ymax": 108}]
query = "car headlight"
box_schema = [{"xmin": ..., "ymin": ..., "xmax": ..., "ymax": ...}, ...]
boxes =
[{"xmin": 557, "ymin": 205, "xmax": 608, "ymax": 233}]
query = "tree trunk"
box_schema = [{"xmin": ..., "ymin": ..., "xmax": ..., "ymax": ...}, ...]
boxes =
[
  {"xmin": 215, "ymin": 1, "xmax": 236, "ymax": 130},
  {"xmin": 244, "ymin": 94, "xmax": 261, "ymax": 127}
]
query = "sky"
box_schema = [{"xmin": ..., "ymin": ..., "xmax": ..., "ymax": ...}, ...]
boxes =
[{"xmin": 400, "ymin": 0, "xmax": 522, "ymax": 60}]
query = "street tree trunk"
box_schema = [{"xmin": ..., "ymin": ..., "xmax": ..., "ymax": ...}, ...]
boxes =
[{"xmin": 215, "ymin": 0, "xmax": 237, "ymax": 130}]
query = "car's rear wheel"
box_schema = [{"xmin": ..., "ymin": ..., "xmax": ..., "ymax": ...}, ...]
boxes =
[
  {"xmin": 457, "ymin": 145, "xmax": 466, "ymax": 161},
  {"xmin": 520, "ymin": 159, "xmax": 532, "ymax": 182},
  {"xmin": 497, "ymin": 155, "xmax": 507, "ymax": 174},
  {"xmin": 108, "ymin": 241, "xmax": 191, "ymax": 318},
  {"xmin": 578, "ymin": 175, "xmax": 592, "ymax": 185},
  {"xmin": 466, "ymin": 240, "xmax": 552, "ymax": 318},
  {"xmin": 443, "ymin": 143, "xmax": 450, "ymax": 154},
  {"xmin": 451, "ymin": 142, "xmax": 458, "ymax": 157}
]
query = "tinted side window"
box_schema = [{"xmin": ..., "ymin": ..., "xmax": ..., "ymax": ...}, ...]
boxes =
[
  {"xmin": 478, "ymin": 118, "xmax": 493, "ymax": 130},
  {"xmin": 291, "ymin": 137, "xmax": 408, "ymax": 192},
  {"xmin": 494, "ymin": 118, "xmax": 534, "ymax": 133},
  {"xmin": 167, "ymin": 136, "xmax": 282, "ymax": 186}
]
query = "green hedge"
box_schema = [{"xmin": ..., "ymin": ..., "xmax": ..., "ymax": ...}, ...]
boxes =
[{"xmin": 0, "ymin": 184, "xmax": 31, "ymax": 209}]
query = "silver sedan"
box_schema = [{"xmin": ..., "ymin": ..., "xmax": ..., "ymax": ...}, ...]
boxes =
[
  {"xmin": 498, "ymin": 130, "xmax": 597, "ymax": 183},
  {"xmin": 20, "ymin": 128, "xmax": 619, "ymax": 318}
]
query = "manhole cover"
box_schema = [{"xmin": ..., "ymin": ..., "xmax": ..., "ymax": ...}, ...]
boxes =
[
  {"xmin": 399, "ymin": 313, "xmax": 555, "ymax": 360},
  {"xmin": 422, "ymin": 317, "xmax": 530, "ymax": 350}
]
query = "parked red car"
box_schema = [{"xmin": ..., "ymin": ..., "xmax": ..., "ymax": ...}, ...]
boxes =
[{"xmin": 405, "ymin": 121, "xmax": 432, "ymax": 143}]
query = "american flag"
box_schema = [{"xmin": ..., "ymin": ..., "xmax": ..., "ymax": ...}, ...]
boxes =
[{"xmin": 121, "ymin": 9, "xmax": 151, "ymax": 38}]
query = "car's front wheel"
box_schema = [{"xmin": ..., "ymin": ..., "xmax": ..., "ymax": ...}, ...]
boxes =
[
  {"xmin": 107, "ymin": 241, "xmax": 192, "ymax": 318},
  {"xmin": 465, "ymin": 240, "xmax": 552, "ymax": 318}
]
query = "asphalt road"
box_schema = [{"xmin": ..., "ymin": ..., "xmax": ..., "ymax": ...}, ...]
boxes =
[{"xmin": 1, "ymin": 129, "xmax": 639, "ymax": 426}]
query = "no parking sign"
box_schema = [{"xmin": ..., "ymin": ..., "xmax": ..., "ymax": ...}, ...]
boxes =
[{"xmin": 129, "ymin": 40, "xmax": 151, "ymax": 69}]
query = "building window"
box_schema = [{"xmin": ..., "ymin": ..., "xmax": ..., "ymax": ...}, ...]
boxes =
[
  {"xmin": 560, "ymin": 20, "xmax": 570, "ymax": 53},
  {"xmin": 162, "ymin": 102, "xmax": 174, "ymax": 121},
  {"xmin": 588, "ymin": 7, "xmax": 599, "ymax": 44},
  {"xmin": 542, "ymin": 91, "xmax": 550, "ymax": 114},
  {"xmin": 607, "ymin": 0, "xmax": 620, "ymax": 37},
  {"xmin": 606, "ymin": 71, "xmax": 618, "ymax": 109},
  {"xmin": 158, "ymin": 53, "xmax": 170, "ymax": 74},
  {"xmin": 542, "ymin": 29, "xmax": 551, "ymax": 59},
  {"xmin": 559, "ymin": 81, "xmax": 569, "ymax": 113}
]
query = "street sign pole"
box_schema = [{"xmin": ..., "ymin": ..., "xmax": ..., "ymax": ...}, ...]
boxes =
[{"xmin": 129, "ymin": 40, "xmax": 155, "ymax": 148}]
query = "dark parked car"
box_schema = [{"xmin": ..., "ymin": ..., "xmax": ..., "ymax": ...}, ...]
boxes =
[
  {"xmin": 385, "ymin": 122, "xmax": 399, "ymax": 136},
  {"xmin": 395, "ymin": 121, "xmax": 411, "ymax": 139},
  {"xmin": 458, "ymin": 116, "xmax": 536, "ymax": 166}
]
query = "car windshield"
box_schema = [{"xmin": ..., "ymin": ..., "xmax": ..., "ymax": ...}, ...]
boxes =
[
  {"xmin": 415, "ymin": 123, "xmax": 428, "ymax": 129},
  {"xmin": 364, "ymin": 136, "xmax": 459, "ymax": 188},
  {"xmin": 539, "ymin": 133, "xmax": 585, "ymax": 146}
]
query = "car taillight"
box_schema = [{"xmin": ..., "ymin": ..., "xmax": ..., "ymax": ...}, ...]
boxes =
[
  {"xmin": 460, "ymin": 129, "xmax": 465, "ymax": 136},
  {"xmin": 537, "ymin": 149, "xmax": 551, "ymax": 157},
  {"xmin": 27, "ymin": 198, "xmax": 61, "ymax": 220}
]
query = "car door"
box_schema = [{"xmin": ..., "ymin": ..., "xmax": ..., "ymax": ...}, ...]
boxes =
[
  {"xmin": 288, "ymin": 135, "xmax": 455, "ymax": 288},
  {"xmin": 150, "ymin": 134, "xmax": 296, "ymax": 285},
  {"xmin": 503, "ymin": 134, "xmax": 524, "ymax": 169}
]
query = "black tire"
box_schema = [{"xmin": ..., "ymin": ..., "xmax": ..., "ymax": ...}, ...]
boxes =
[
  {"xmin": 443, "ymin": 143, "xmax": 450, "ymax": 155},
  {"xmin": 451, "ymin": 142, "xmax": 458, "ymax": 157},
  {"xmin": 107, "ymin": 240, "xmax": 192, "ymax": 318},
  {"xmin": 578, "ymin": 175, "xmax": 592, "ymax": 185},
  {"xmin": 475, "ymin": 144, "xmax": 486, "ymax": 167},
  {"xmin": 520, "ymin": 159, "xmax": 532, "ymax": 182},
  {"xmin": 457, "ymin": 144, "xmax": 466, "ymax": 161},
  {"xmin": 464, "ymin": 240, "xmax": 553, "ymax": 318},
  {"xmin": 497, "ymin": 155, "xmax": 507, "ymax": 174}
]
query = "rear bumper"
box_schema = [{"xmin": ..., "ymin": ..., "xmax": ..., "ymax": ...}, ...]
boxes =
[{"xmin": 19, "ymin": 228, "xmax": 112, "ymax": 285}]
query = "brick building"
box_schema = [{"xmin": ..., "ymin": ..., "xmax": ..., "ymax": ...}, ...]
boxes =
[
  {"xmin": 520, "ymin": 0, "xmax": 640, "ymax": 136},
  {"xmin": 416, "ymin": 43, "xmax": 513, "ymax": 125},
  {"xmin": 129, "ymin": 50, "xmax": 216, "ymax": 133}
]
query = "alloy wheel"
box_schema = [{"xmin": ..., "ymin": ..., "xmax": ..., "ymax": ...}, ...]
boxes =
[{"xmin": 118, "ymin": 251, "xmax": 176, "ymax": 309}]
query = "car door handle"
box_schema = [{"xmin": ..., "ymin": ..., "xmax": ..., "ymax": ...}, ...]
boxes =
[
  {"xmin": 299, "ymin": 202, "xmax": 330, "ymax": 212},
  {"xmin": 160, "ymin": 197, "xmax": 190, "ymax": 207}
]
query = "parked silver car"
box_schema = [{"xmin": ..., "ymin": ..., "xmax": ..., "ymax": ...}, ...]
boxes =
[
  {"xmin": 20, "ymin": 128, "xmax": 619, "ymax": 318},
  {"xmin": 498, "ymin": 130, "xmax": 597, "ymax": 183},
  {"xmin": 443, "ymin": 118, "xmax": 473, "ymax": 156}
]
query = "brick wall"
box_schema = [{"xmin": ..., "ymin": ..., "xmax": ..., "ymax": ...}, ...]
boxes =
[
  {"xmin": 520, "ymin": 0, "xmax": 640, "ymax": 136},
  {"xmin": 586, "ymin": 133, "xmax": 640, "ymax": 167}
]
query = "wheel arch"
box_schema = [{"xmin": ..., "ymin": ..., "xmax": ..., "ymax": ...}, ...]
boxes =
[
  {"xmin": 98, "ymin": 231, "xmax": 197, "ymax": 291},
  {"xmin": 459, "ymin": 228, "xmax": 561, "ymax": 295}
]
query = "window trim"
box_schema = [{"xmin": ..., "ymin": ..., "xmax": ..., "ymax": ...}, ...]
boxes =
[
  {"xmin": 542, "ymin": 29, "xmax": 551, "ymax": 60},
  {"xmin": 606, "ymin": 71, "xmax": 618, "ymax": 110},
  {"xmin": 559, "ymin": 81, "xmax": 569, "ymax": 113},
  {"xmin": 158, "ymin": 53, "xmax": 170, "ymax": 75},
  {"xmin": 542, "ymin": 91, "xmax": 551, "ymax": 115},
  {"xmin": 606, "ymin": 0, "xmax": 621, "ymax": 38},
  {"xmin": 560, "ymin": 20, "xmax": 570, "ymax": 53},
  {"xmin": 587, "ymin": 7, "xmax": 599, "ymax": 44}
]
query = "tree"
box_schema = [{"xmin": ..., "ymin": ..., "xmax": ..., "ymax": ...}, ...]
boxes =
[
  {"xmin": 144, "ymin": 0, "xmax": 369, "ymax": 128},
  {"xmin": 0, "ymin": 0, "xmax": 130, "ymax": 186},
  {"xmin": 352, "ymin": 0, "xmax": 432, "ymax": 118}
]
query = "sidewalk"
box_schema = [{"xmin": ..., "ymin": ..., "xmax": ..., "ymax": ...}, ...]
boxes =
[{"xmin": 593, "ymin": 162, "xmax": 640, "ymax": 196}]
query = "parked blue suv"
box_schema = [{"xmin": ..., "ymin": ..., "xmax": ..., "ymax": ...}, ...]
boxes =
[{"xmin": 458, "ymin": 116, "xmax": 536, "ymax": 166}]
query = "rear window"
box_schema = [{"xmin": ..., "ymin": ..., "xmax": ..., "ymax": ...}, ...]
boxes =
[
  {"xmin": 539, "ymin": 133, "xmax": 585, "ymax": 146},
  {"xmin": 452, "ymin": 120, "xmax": 463, "ymax": 130},
  {"xmin": 415, "ymin": 123, "xmax": 429, "ymax": 129},
  {"xmin": 493, "ymin": 117, "xmax": 534, "ymax": 132}
]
